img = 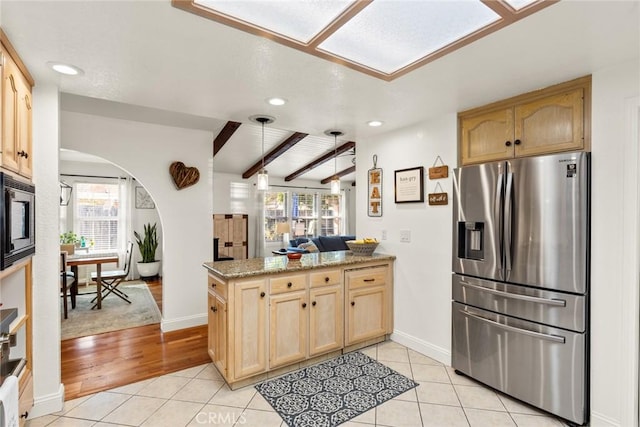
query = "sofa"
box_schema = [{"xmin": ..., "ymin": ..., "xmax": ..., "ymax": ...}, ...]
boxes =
[{"xmin": 287, "ymin": 235, "xmax": 356, "ymax": 253}]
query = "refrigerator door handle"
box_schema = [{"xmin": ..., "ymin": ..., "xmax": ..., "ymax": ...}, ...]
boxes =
[
  {"xmin": 495, "ymin": 172, "xmax": 504, "ymax": 272},
  {"xmin": 460, "ymin": 309, "xmax": 566, "ymax": 344},
  {"xmin": 460, "ymin": 281, "xmax": 567, "ymax": 306},
  {"xmin": 504, "ymin": 171, "xmax": 514, "ymax": 276}
]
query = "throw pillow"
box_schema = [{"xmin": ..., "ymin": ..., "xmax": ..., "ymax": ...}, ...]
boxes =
[{"xmin": 298, "ymin": 242, "xmax": 319, "ymax": 253}]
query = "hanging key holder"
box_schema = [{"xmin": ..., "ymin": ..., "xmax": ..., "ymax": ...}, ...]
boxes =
[
  {"xmin": 428, "ymin": 155, "xmax": 449, "ymax": 179},
  {"xmin": 368, "ymin": 154, "xmax": 382, "ymax": 217},
  {"xmin": 428, "ymin": 182, "xmax": 448, "ymax": 206}
]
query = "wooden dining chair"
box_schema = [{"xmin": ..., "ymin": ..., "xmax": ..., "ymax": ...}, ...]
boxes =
[
  {"xmin": 91, "ymin": 242, "xmax": 134, "ymax": 306},
  {"xmin": 60, "ymin": 251, "xmax": 77, "ymax": 319}
]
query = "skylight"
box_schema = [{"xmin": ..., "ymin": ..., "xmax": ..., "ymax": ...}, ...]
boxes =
[{"xmin": 174, "ymin": 0, "xmax": 557, "ymax": 81}]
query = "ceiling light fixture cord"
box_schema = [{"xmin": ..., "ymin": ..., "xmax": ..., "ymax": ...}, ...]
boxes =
[
  {"xmin": 261, "ymin": 119, "xmax": 265, "ymax": 171},
  {"xmin": 325, "ymin": 129, "xmax": 343, "ymax": 195}
]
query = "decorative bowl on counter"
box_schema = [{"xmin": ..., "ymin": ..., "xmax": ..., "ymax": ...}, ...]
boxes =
[
  {"xmin": 345, "ymin": 240, "xmax": 379, "ymax": 256},
  {"xmin": 287, "ymin": 252, "xmax": 302, "ymax": 260}
]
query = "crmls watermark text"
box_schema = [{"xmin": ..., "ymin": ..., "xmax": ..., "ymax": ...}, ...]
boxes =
[{"xmin": 195, "ymin": 412, "xmax": 247, "ymax": 424}]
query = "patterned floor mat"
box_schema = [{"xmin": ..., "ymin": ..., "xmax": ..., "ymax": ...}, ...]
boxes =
[{"xmin": 255, "ymin": 351, "xmax": 418, "ymax": 427}]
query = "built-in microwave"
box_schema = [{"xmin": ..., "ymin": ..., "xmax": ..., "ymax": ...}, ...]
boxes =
[{"xmin": 0, "ymin": 172, "xmax": 35, "ymax": 270}]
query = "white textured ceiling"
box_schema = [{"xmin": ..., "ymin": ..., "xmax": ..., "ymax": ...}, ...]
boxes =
[{"xmin": 2, "ymin": 0, "xmax": 639, "ymax": 184}]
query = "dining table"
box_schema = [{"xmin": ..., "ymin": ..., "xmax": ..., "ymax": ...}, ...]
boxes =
[{"xmin": 66, "ymin": 253, "xmax": 119, "ymax": 310}]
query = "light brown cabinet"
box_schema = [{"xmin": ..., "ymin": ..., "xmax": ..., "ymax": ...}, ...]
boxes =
[
  {"xmin": 309, "ymin": 283, "xmax": 343, "ymax": 356},
  {"xmin": 1, "ymin": 42, "xmax": 33, "ymax": 178},
  {"xmin": 459, "ymin": 76, "xmax": 590, "ymax": 165},
  {"xmin": 268, "ymin": 273, "xmax": 307, "ymax": 368},
  {"xmin": 345, "ymin": 265, "xmax": 391, "ymax": 346},
  {"xmin": 233, "ymin": 278, "xmax": 267, "ymax": 380},
  {"xmin": 207, "ymin": 291, "xmax": 227, "ymax": 375},
  {"xmin": 0, "ymin": 31, "xmax": 33, "ymax": 424},
  {"xmin": 204, "ymin": 257, "xmax": 394, "ymax": 389},
  {"xmin": 269, "ymin": 290, "xmax": 307, "ymax": 368},
  {"xmin": 213, "ymin": 214, "xmax": 248, "ymax": 260}
]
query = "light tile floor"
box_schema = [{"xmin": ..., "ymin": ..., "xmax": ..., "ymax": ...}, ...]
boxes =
[{"xmin": 26, "ymin": 341, "xmax": 570, "ymax": 427}]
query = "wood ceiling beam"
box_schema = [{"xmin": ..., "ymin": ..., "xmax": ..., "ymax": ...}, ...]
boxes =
[
  {"xmin": 320, "ymin": 165, "xmax": 356, "ymax": 184},
  {"xmin": 285, "ymin": 141, "xmax": 356, "ymax": 182},
  {"xmin": 242, "ymin": 132, "xmax": 308, "ymax": 179},
  {"xmin": 213, "ymin": 121, "xmax": 241, "ymax": 156}
]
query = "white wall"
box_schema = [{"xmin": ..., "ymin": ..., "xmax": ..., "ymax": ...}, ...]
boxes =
[
  {"xmin": 353, "ymin": 58, "xmax": 640, "ymax": 427},
  {"xmin": 61, "ymin": 111, "xmax": 212, "ymax": 330},
  {"xmin": 355, "ymin": 113, "xmax": 457, "ymax": 362},
  {"xmin": 590, "ymin": 58, "xmax": 640, "ymax": 426},
  {"xmin": 31, "ymin": 84, "xmax": 65, "ymax": 417}
]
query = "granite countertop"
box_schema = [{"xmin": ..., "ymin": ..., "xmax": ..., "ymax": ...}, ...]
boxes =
[{"xmin": 203, "ymin": 251, "xmax": 395, "ymax": 279}]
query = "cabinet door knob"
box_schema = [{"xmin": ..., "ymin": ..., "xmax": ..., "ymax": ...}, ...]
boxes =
[
  {"xmin": 210, "ymin": 306, "xmax": 217, "ymax": 313},
  {"xmin": 211, "ymin": 283, "xmax": 216, "ymax": 288},
  {"xmin": 312, "ymin": 301, "xmax": 316, "ymax": 306},
  {"xmin": 287, "ymin": 282, "xmax": 292, "ymax": 288},
  {"xmin": 260, "ymin": 292, "xmax": 265, "ymax": 298},
  {"xmin": 324, "ymin": 277, "xmax": 329, "ymax": 282},
  {"xmin": 351, "ymin": 301, "xmax": 355, "ymax": 306},
  {"xmin": 20, "ymin": 411, "xmax": 28, "ymax": 419},
  {"xmin": 514, "ymin": 139, "xmax": 521, "ymax": 145},
  {"xmin": 505, "ymin": 141, "xmax": 512, "ymax": 147},
  {"xmin": 302, "ymin": 302, "xmax": 307, "ymax": 308}
]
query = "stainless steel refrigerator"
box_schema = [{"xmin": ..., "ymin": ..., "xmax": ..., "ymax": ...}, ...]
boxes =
[{"xmin": 451, "ymin": 151, "xmax": 590, "ymax": 425}]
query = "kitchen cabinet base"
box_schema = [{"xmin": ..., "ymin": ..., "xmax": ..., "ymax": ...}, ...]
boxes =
[{"xmin": 222, "ymin": 335, "xmax": 389, "ymax": 390}]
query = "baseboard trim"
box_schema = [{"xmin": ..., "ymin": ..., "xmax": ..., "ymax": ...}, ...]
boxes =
[
  {"xmin": 161, "ymin": 313, "xmax": 207, "ymax": 332},
  {"xmin": 590, "ymin": 410, "xmax": 621, "ymax": 427},
  {"xmin": 29, "ymin": 383, "xmax": 64, "ymax": 419},
  {"xmin": 390, "ymin": 329, "xmax": 451, "ymax": 366}
]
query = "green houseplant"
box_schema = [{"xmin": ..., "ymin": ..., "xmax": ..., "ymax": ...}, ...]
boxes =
[
  {"xmin": 134, "ymin": 222, "xmax": 160, "ymax": 277},
  {"xmin": 60, "ymin": 231, "xmax": 80, "ymax": 255}
]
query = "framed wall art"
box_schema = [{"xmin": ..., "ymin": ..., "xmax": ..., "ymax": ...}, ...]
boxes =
[
  {"xmin": 135, "ymin": 186, "xmax": 155, "ymax": 209},
  {"xmin": 394, "ymin": 166, "xmax": 424, "ymax": 203}
]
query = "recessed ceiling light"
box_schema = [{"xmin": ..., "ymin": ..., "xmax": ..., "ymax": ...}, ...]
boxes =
[
  {"xmin": 367, "ymin": 120, "xmax": 383, "ymax": 127},
  {"xmin": 47, "ymin": 62, "xmax": 84, "ymax": 76},
  {"xmin": 266, "ymin": 97, "xmax": 287, "ymax": 106}
]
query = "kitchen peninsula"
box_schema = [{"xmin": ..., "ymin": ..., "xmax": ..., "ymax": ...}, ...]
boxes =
[{"xmin": 203, "ymin": 251, "xmax": 395, "ymax": 389}]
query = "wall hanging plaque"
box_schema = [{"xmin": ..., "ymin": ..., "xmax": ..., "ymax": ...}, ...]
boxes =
[
  {"xmin": 428, "ymin": 155, "xmax": 449, "ymax": 179},
  {"xmin": 135, "ymin": 186, "xmax": 155, "ymax": 209},
  {"xmin": 368, "ymin": 155, "xmax": 382, "ymax": 217},
  {"xmin": 395, "ymin": 166, "xmax": 424, "ymax": 203},
  {"xmin": 169, "ymin": 161, "xmax": 200, "ymax": 190},
  {"xmin": 428, "ymin": 182, "xmax": 448, "ymax": 206}
]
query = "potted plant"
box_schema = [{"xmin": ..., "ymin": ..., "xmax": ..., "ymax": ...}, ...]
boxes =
[
  {"xmin": 134, "ymin": 222, "xmax": 160, "ymax": 277},
  {"xmin": 60, "ymin": 231, "xmax": 79, "ymax": 255}
]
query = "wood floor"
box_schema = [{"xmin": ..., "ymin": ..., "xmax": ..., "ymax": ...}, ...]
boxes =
[{"xmin": 61, "ymin": 278, "xmax": 210, "ymax": 400}]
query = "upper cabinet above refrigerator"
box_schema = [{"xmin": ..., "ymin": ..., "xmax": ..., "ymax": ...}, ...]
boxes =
[{"xmin": 458, "ymin": 75, "xmax": 591, "ymax": 166}]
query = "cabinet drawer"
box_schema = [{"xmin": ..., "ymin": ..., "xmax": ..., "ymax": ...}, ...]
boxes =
[
  {"xmin": 270, "ymin": 274, "xmax": 307, "ymax": 294},
  {"xmin": 208, "ymin": 275, "xmax": 228, "ymax": 299},
  {"xmin": 346, "ymin": 266, "xmax": 388, "ymax": 290},
  {"xmin": 310, "ymin": 269, "xmax": 341, "ymax": 288}
]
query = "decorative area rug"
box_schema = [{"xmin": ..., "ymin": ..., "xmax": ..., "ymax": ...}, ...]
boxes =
[
  {"xmin": 61, "ymin": 281, "xmax": 161, "ymax": 340},
  {"xmin": 255, "ymin": 351, "xmax": 418, "ymax": 427}
]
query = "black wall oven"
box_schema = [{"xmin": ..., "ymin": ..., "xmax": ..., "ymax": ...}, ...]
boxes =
[{"xmin": 1, "ymin": 172, "xmax": 35, "ymax": 270}]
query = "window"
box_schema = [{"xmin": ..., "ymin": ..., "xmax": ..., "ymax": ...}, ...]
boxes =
[
  {"xmin": 264, "ymin": 192, "xmax": 288, "ymax": 243},
  {"xmin": 291, "ymin": 192, "xmax": 316, "ymax": 239},
  {"xmin": 264, "ymin": 190, "xmax": 344, "ymax": 242},
  {"xmin": 320, "ymin": 194, "xmax": 342, "ymax": 236},
  {"xmin": 74, "ymin": 182, "xmax": 121, "ymax": 250}
]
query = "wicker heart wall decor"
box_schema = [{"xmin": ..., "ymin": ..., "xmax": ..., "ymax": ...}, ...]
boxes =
[{"xmin": 169, "ymin": 161, "xmax": 200, "ymax": 190}]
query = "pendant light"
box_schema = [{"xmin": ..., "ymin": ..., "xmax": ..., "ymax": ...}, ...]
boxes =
[
  {"xmin": 250, "ymin": 115, "xmax": 275, "ymax": 191},
  {"xmin": 325, "ymin": 130, "xmax": 343, "ymax": 194},
  {"xmin": 59, "ymin": 180, "xmax": 73, "ymax": 206}
]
